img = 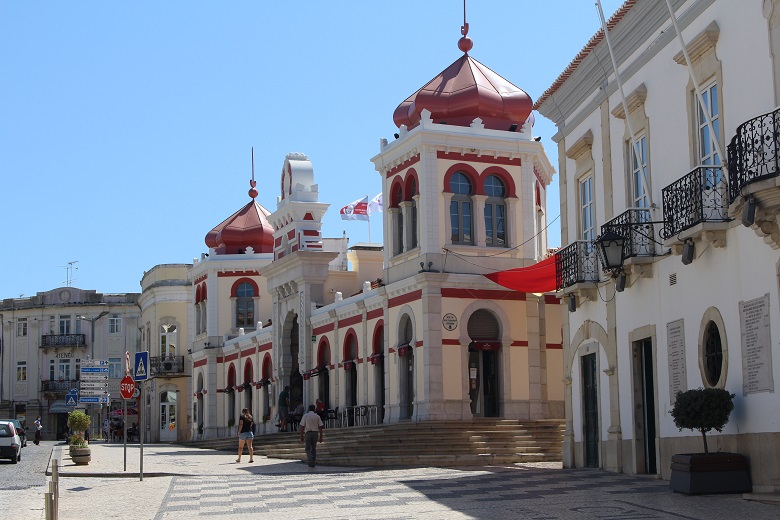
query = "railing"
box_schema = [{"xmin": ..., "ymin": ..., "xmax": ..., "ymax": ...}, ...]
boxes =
[
  {"xmin": 555, "ymin": 240, "xmax": 600, "ymax": 290},
  {"xmin": 149, "ymin": 355, "xmax": 185, "ymax": 376},
  {"xmin": 40, "ymin": 334, "xmax": 86, "ymax": 348},
  {"xmin": 661, "ymin": 165, "xmax": 728, "ymax": 239},
  {"xmin": 602, "ymin": 208, "xmax": 656, "ymax": 260},
  {"xmin": 728, "ymin": 107, "xmax": 780, "ymax": 203},
  {"xmin": 41, "ymin": 379, "xmax": 79, "ymax": 392}
]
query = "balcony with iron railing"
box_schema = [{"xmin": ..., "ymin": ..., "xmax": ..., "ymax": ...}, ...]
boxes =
[
  {"xmin": 728, "ymin": 106, "xmax": 780, "ymax": 204},
  {"xmin": 601, "ymin": 208, "xmax": 658, "ymax": 265},
  {"xmin": 40, "ymin": 334, "xmax": 86, "ymax": 349},
  {"xmin": 727, "ymin": 106, "xmax": 780, "ymax": 248},
  {"xmin": 150, "ymin": 355, "xmax": 185, "ymax": 377},
  {"xmin": 41, "ymin": 379, "xmax": 80, "ymax": 393},
  {"xmin": 660, "ymin": 165, "xmax": 729, "ymax": 247},
  {"xmin": 555, "ymin": 240, "xmax": 600, "ymax": 291}
]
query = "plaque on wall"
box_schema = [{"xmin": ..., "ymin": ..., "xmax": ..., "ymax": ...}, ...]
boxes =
[
  {"xmin": 666, "ymin": 319, "xmax": 687, "ymax": 404},
  {"xmin": 740, "ymin": 294, "xmax": 774, "ymax": 395},
  {"xmin": 442, "ymin": 313, "xmax": 458, "ymax": 331}
]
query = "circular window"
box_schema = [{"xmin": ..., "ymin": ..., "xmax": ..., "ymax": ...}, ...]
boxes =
[{"xmin": 703, "ymin": 321, "xmax": 723, "ymax": 386}]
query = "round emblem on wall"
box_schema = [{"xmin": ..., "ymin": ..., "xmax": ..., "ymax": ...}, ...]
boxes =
[
  {"xmin": 59, "ymin": 290, "xmax": 71, "ymax": 302},
  {"xmin": 442, "ymin": 313, "xmax": 458, "ymax": 331}
]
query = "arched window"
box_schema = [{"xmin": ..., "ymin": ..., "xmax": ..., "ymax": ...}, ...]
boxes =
[
  {"xmin": 394, "ymin": 184, "xmax": 404, "ymax": 255},
  {"xmin": 409, "ymin": 178, "xmax": 418, "ymax": 249},
  {"xmin": 236, "ymin": 282, "xmax": 255, "ymax": 328},
  {"xmin": 450, "ymin": 172, "xmax": 473, "ymax": 244},
  {"xmin": 484, "ymin": 175, "xmax": 507, "ymax": 247}
]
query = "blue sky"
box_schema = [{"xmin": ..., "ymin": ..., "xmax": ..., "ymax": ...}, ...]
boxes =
[{"xmin": 1, "ymin": 0, "xmax": 624, "ymax": 298}]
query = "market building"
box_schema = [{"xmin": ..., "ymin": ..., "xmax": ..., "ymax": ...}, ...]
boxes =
[{"xmin": 536, "ymin": 0, "xmax": 780, "ymax": 491}]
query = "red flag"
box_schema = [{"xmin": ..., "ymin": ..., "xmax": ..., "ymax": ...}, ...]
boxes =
[
  {"xmin": 340, "ymin": 196, "xmax": 370, "ymax": 221},
  {"xmin": 484, "ymin": 255, "xmax": 558, "ymax": 293}
]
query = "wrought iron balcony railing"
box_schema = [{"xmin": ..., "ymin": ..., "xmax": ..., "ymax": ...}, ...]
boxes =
[
  {"xmin": 602, "ymin": 208, "xmax": 656, "ymax": 260},
  {"xmin": 555, "ymin": 240, "xmax": 600, "ymax": 290},
  {"xmin": 150, "ymin": 355, "xmax": 185, "ymax": 376},
  {"xmin": 40, "ymin": 334, "xmax": 86, "ymax": 348},
  {"xmin": 660, "ymin": 165, "xmax": 729, "ymax": 239},
  {"xmin": 41, "ymin": 379, "xmax": 80, "ymax": 393},
  {"xmin": 728, "ymin": 107, "xmax": 780, "ymax": 203}
]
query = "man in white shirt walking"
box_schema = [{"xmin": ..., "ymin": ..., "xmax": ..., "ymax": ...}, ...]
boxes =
[{"xmin": 299, "ymin": 404, "xmax": 324, "ymax": 467}]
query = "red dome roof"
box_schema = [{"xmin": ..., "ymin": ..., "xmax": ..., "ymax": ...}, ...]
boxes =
[
  {"xmin": 205, "ymin": 200, "xmax": 274, "ymax": 255},
  {"xmin": 393, "ymin": 54, "xmax": 532, "ymax": 131}
]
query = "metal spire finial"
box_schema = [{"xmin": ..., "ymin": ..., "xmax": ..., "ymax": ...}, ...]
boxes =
[
  {"xmin": 249, "ymin": 147, "xmax": 258, "ymax": 200},
  {"xmin": 458, "ymin": 0, "xmax": 473, "ymax": 53}
]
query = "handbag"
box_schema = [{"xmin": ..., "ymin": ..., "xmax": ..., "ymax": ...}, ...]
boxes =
[{"xmin": 251, "ymin": 422, "xmax": 256, "ymax": 434}]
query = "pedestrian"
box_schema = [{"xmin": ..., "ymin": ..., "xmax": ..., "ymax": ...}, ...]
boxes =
[
  {"xmin": 278, "ymin": 385, "xmax": 290, "ymax": 431},
  {"xmin": 103, "ymin": 418, "xmax": 109, "ymax": 440},
  {"xmin": 299, "ymin": 404, "xmax": 324, "ymax": 467},
  {"xmin": 33, "ymin": 416, "xmax": 42, "ymax": 445},
  {"xmin": 236, "ymin": 408, "xmax": 254, "ymax": 463}
]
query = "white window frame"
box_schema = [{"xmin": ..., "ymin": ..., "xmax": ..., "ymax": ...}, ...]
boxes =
[
  {"xmin": 629, "ymin": 134, "xmax": 649, "ymax": 209},
  {"xmin": 484, "ymin": 175, "xmax": 508, "ymax": 247},
  {"xmin": 59, "ymin": 315, "xmax": 71, "ymax": 335},
  {"xmin": 109, "ymin": 357, "xmax": 122, "ymax": 379},
  {"xmin": 108, "ymin": 314, "xmax": 122, "ymax": 334},
  {"xmin": 579, "ymin": 175, "xmax": 595, "ymax": 243},
  {"xmin": 16, "ymin": 361, "xmax": 27, "ymax": 381},
  {"xmin": 16, "ymin": 318, "xmax": 27, "ymax": 337},
  {"xmin": 58, "ymin": 359, "xmax": 71, "ymax": 381},
  {"xmin": 449, "ymin": 172, "xmax": 474, "ymax": 245}
]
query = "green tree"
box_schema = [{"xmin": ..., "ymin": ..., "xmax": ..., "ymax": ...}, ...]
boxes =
[{"xmin": 670, "ymin": 388, "xmax": 734, "ymax": 454}]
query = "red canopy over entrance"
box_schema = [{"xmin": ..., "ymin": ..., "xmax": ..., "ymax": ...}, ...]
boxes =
[{"xmin": 483, "ymin": 255, "xmax": 557, "ymax": 293}]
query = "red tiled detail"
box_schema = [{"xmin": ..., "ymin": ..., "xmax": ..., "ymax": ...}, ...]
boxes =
[
  {"xmin": 224, "ymin": 352, "xmax": 239, "ymax": 362},
  {"xmin": 217, "ymin": 271, "xmax": 260, "ymax": 278},
  {"xmin": 437, "ymin": 151, "xmax": 521, "ymax": 167},
  {"xmin": 545, "ymin": 294, "xmax": 562, "ymax": 305},
  {"xmin": 415, "ymin": 340, "xmax": 423, "ymax": 347},
  {"xmin": 287, "ymin": 229, "xmax": 296, "ymax": 239},
  {"xmin": 194, "ymin": 359, "xmax": 208, "ymax": 368},
  {"xmin": 302, "ymin": 229, "xmax": 319, "ymax": 236},
  {"xmin": 304, "ymin": 213, "xmax": 314, "ymax": 220},
  {"xmin": 241, "ymin": 347, "xmax": 256, "ymax": 357},
  {"xmin": 511, "ymin": 341, "xmax": 529, "ymax": 347},
  {"xmin": 275, "ymin": 237, "xmax": 282, "ymax": 246},
  {"xmin": 307, "ymin": 244, "xmax": 322, "ymax": 248},
  {"xmin": 441, "ymin": 288, "xmax": 526, "ymax": 301},
  {"xmin": 291, "ymin": 244, "xmax": 298, "ymax": 252},
  {"xmin": 366, "ymin": 308, "xmax": 383, "ymax": 320},
  {"xmin": 194, "ymin": 274, "xmax": 207, "ymax": 285},
  {"xmin": 338, "ymin": 315, "xmax": 363, "ymax": 328},
  {"xmin": 386, "ymin": 154, "xmax": 420, "ymax": 178},
  {"xmin": 442, "ymin": 339, "xmax": 461, "ymax": 345},
  {"xmin": 216, "ymin": 357, "xmax": 224, "ymax": 363},
  {"xmin": 259, "ymin": 342, "xmax": 272, "ymax": 352},
  {"xmin": 313, "ymin": 323, "xmax": 334, "ymax": 335},
  {"xmin": 388, "ymin": 289, "xmax": 422, "ymax": 308},
  {"xmin": 547, "ymin": 343, "xmax": 563, "ymax": 350}
]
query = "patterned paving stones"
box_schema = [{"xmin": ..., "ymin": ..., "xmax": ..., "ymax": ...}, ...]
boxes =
[{"xmin": 18, "ymin": 444, "xmax": 779, "ymax": 519}]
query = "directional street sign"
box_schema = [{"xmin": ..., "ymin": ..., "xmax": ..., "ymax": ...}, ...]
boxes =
[
  {"xmin": 134, "ymin": 351, "xmax": 149, "ymax": 382},
  {"xmin": 80, "ymin": 362, "xmax": 110, "ymax": 403},
  {"xmin": 80, "ymin": 396, "xmax": 110, "ymax": 404}
]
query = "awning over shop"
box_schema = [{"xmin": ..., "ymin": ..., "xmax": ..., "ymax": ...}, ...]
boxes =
[
  {"xmin": 49, "ymin": 400, "xmax": 71, "ymax": 414},
  {"xmin": 483, "ymin": 255, "xmax": 557, "ymax": 293}
]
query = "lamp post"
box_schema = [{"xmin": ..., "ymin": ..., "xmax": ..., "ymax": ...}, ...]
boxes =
[
  {"xmin": 78, "ymin": 308, "xmax": 109, "ymax": 438},
  {"xmin": 596, "ymin": 230, "xmax": 628, "ymax": 292}
]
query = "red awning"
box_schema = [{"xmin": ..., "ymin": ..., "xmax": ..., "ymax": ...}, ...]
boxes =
[{"xmin": 483, "ymin": 255, "xmax": 557, "ymax": 293}]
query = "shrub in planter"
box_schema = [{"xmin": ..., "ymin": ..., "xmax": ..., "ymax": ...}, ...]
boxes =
[
  {"xmin": 670, "ymin": 388, "xmax": 734, "ymax": 454},
  {"xmin": 669, "ymin": 388, "xmax": 750, "ymax": 494},
  {"xmin": 67, "ymin": 410, "xmax": 91, "ymax": 440}
]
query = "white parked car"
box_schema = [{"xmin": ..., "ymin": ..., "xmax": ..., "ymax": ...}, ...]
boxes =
[{"xmin": 0, "ymin": 420, "xmax": 21, "ymax": 464}]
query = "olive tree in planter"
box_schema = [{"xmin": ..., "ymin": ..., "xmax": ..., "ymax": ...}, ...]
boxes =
[
  {"xmin": 67, "ymin": 410, "xmax": 92, "ymax": 465},
  {"xmin": 669, "ymin": 388, "xmax": 750, "ymax": 494}
]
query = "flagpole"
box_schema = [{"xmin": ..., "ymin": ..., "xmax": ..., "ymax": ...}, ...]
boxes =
[{"xmin": 366, "ymin": 194, "xmax": 371, "ymax": 243}]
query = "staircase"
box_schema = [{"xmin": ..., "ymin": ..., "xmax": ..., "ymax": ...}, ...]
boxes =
[{"xmin": 184, "ymin": 419, "xmax": 565, "ymax": 467}]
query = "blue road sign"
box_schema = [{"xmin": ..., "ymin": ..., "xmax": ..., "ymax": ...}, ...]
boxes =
[
  {"xmin": 134, "ymin": 351, "xmax": 149, "ymax": 382},
  {"xmin": 79, "ymin": 396, "xmax": 110, "ymax": 404},
  {"xmin": 65, "ymin": 392, "xmax": 78, "ymax": 407}
]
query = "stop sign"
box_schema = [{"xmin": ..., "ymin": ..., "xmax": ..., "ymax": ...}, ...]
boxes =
[{"xmin": 120, "ymin": 375, "xmax": 136, "ymax": 399}]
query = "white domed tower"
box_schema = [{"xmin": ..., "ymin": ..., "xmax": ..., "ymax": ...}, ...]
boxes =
[{"xmin": 373, "ymin": 25, "xmax": 555, "ymax": 283}]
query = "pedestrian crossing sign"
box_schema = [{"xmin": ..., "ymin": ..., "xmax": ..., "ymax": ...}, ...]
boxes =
[
  {"xmin": 66, "ymin": 395, "xmax": 77, "ymax": 406},
  {"xmin": 134, "ymin": 351, "xmax": 149, "ymax": 382}
]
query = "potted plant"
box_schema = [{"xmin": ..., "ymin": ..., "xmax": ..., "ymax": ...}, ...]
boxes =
[
  {"xmin": 669, "ymin": 388, "xmax": 751, "ymax": 494},
  {"xmin": 67, "ymin": 410, "xmax": 92, "ymax": 465}
]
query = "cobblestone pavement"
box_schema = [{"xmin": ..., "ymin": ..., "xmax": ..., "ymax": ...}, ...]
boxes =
[{"xmin": 8, "ymin": 443, "xmax": 779, "ymax": 519}]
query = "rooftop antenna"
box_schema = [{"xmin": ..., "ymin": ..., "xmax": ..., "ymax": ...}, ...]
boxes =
[{"xmin": 62, "ymin": 260, "xmax": 78, "ymax": 287}]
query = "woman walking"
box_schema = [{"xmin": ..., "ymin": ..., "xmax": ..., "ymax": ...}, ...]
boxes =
[{"xmin": 236, "ymin": 408, "xmax": 254, "ymax": 463}]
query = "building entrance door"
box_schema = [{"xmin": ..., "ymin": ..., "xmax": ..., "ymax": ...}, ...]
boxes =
[
  {"xmin": 468, "ymin": 348, "xmax": 499, "ymax": 417},
  {"xmin": 160, "ymin": 391, "xmax": 177, "ymax": 442},
  {"xmin": 582, "ymin": 353, "xmax": 599, "ymax": 468},
  {"xmin": 634, "ymin": 339, "xmax": 657, "ymax": 474}
]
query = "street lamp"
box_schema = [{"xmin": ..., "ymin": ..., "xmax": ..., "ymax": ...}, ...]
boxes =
[{"xmin": 78, "ymin": 309, "xmax": 109, "ymax": 360}]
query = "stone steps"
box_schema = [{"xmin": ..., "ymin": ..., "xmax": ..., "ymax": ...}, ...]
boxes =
[{"xmin": 183, "ymin": 419, "xmax": 564, "ymax": 467}]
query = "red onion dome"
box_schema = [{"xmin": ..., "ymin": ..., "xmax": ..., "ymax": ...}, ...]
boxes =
[
  {"xmin": 205, "ymin": 200, "xmax": 274, "ymax": 255},
  {"xmin": 393, "ymin": 54, "xmax": 532, "ymax": 132}
]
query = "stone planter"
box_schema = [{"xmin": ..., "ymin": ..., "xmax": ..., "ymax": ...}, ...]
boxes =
[
  {"xmin": 670, "ymin": 453, "xmax": 751, "ymax": 494},
  {"xmin": 70, "ymin": 446, "xmax": 92, "ymax": 465}
]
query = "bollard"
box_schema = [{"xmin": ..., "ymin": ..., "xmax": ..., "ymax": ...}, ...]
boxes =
[
  {"xmin": 45, "ymin": 492, "xmax": 53, "ymax": 520},
  {"xmin": 52, "ymin": 459, "xmax": 59, "ymax": 519}
]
